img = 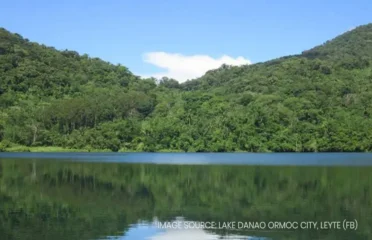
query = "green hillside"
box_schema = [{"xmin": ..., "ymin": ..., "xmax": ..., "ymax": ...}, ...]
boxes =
[{"xmin": 1, "ymin": 24, "xmax": 372, "ymax": 152}]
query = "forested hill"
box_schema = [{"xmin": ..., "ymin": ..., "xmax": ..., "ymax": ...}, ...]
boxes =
[{"xmin": 1, "ymin": 24, "xmax": 372, "ymax": 152}]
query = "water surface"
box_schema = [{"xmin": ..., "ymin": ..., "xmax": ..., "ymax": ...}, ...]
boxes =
[
  {"xmin": 0, "ymin": 153, "xmax": 371, "ymax": 239},
  {"xmin": 2, "ymin": 152, "xmax": 372, "ymax": 165}
]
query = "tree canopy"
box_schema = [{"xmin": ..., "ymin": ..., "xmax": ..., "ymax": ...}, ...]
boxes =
[{"xmin": 1, "ymin": 24, "xmax": 372, "ymax": 152}]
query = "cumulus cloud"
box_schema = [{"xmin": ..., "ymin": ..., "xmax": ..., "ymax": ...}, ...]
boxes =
[{"xmin": 141, "ymin": 52, "xmax": 251, "ymax": 83}]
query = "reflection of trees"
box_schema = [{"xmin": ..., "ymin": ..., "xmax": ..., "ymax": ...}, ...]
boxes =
[{"xmin": 0, "ymin": 160, "xmax": 371, "ymax": 239}]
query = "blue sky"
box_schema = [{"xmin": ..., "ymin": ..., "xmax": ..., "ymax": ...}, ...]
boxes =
[{"xmin": 1, "ymin": 0, "xmax": 371, "ymax": 82}]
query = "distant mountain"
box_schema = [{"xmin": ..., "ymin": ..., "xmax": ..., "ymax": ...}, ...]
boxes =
[
  {"xmin": 302, "ymin": 24, "xmax": 372, "ymax": 60},
  {"xmin": 0, "ymin": 27, "xmax": 138, "ymax": 96},
  {"xmin": 1, "ymin": 24, "xmax": 372, "ymax": 152}
]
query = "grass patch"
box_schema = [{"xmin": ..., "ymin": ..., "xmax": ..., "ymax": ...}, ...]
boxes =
[{"xmin": 3, "ymin": 146, "xmax": 113, "ymax": 153}]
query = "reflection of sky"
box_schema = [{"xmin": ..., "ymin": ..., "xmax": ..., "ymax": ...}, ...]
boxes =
[
  {"xmin": 4, "ymin": 152, "xmax": 372, "ymax": 166},
  {"xmin": 103, "ymin": 223, "xmax": 163, "ymax": 240},
  {"xmin": 101, "ymin": 219, "xmax": 270, "ymax": 240}
]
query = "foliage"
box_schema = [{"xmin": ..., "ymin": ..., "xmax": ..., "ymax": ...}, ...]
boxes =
[{"xmin": 2, "ymin": 24, "xmax": 372, "ymax": 152}]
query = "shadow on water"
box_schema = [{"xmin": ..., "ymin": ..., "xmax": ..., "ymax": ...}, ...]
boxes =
[{"xmin": 0, "ymin": 155, "xmax": 371, "ymax": 239}]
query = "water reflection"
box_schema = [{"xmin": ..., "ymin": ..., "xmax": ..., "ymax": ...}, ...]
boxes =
[
  {"xmin": 105, "ymin": 218, "xmax": 269, "ymax": 240},
  {"xmin": 104, "ymin": 222, "xmax": 161, "ymax": 240},
  {"xmin": 0, "ymin": 158, "xmax": 371, "ymax": 240},
  {"xmin": 2, "ymin": 152, "xmax": 372, "ymax": 166}
]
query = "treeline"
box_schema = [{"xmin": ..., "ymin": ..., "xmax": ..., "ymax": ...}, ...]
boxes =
[{"xmin": 1, "ymin": 24, "xmax": 372, "ymax": 152}]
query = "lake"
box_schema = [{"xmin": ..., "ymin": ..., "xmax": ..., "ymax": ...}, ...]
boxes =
[{"xmin": 0, "ymin": 153, "xmax": 371, "ymax": 240}]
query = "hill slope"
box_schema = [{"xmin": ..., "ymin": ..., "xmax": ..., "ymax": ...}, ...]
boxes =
[{"xmin": 1, "ymin": 24, "xmax": 372, "ymax": 152}]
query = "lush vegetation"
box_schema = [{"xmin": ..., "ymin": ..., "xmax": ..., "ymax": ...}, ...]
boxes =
[
  {"xmin": 0, "ymin": 159, "xmax": 371, "ymax": 239},
  {"xmin": 2, "ymin": 24, "xmax": 372, "ymax": 152}
]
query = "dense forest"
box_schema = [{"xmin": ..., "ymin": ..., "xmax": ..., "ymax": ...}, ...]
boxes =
[
  {"xmin": 0, "ymin": 159, "xmax": 371, "ymax": 239},
  {"xmin": 1, "ymin": 24, "xmax": 372, "ymax": 152}
]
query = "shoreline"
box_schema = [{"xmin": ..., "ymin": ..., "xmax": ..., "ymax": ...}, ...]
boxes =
[{"xmin": 1, "ymin": 145, "xmax": 371, "ymax": 153}]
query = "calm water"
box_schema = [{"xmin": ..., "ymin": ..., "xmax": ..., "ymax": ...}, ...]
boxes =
[
  {"xmin": 0, "ymin": 153, "xmax": 372, "ymax": 240},
  {"xmin": 2, "ymin": 152, "xmax": 372, "ymax": 165}
]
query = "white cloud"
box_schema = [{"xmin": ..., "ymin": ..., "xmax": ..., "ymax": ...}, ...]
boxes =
[
  {"xmin": 345, "ymin": 26, "xmax": 356, "ymax": 33},
  {"xmin": 349, "ymin": 26, "xmax": 356, "ymax": 31},
  {"xmin": 140, "ymin": 52, "xmax": 251, "ymax": 83}
]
